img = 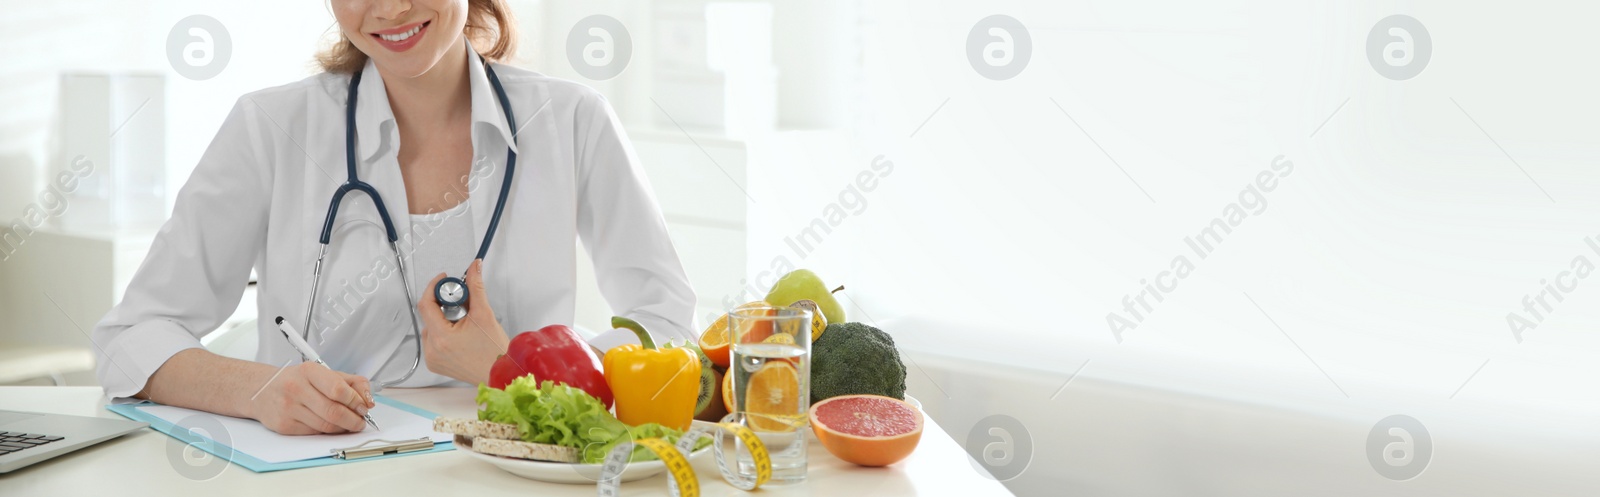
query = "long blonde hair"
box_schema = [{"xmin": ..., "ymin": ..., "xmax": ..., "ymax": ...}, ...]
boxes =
[{"xmin": 316, "ymin": 0, "xmax": 518, "ymax": 74}]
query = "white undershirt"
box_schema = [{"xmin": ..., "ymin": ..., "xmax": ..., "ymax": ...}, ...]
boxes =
[
  {"xmin": 407, "ymin": 199, "xmax": 477, "ymax": 291},
  {"xmin": 388, "ymin": 199, "xmax": 477, "ymax": 387}
]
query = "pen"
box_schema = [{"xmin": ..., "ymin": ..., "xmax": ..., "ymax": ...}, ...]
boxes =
[{"xmin": 274, "ymin": 316, "xmax": 381, "ymax": 431}]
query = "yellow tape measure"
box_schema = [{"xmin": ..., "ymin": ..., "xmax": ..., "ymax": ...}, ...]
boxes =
[{"xmin": 597, "ymin": 420, "xmax": 772, "ymax": 497}]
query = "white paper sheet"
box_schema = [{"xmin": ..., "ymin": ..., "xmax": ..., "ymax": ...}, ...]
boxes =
[{"xmin": 139, "ymin": 400, "xmax": 450, "ymax": 464}]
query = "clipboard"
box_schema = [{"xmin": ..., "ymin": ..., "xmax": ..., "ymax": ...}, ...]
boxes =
[
  {"xmin": 330, "ymin": 437, "xmax": 436, "ymax": 459},
  {"xmin": 106, "ymin": 395, "xmax": 455, "ymax": 472}
]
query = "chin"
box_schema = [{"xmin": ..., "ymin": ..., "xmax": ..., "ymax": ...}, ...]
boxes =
[{"xmin": 371, "ymin": 56, "xmax": 438, "ymax": 79}]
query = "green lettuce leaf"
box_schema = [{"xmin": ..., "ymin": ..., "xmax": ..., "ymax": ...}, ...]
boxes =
[
  {"xmin": 475, "ymin": 376, "xmax": 712, "ymax": 464},
  {"xmin": 579, "ymin": 421, "xmax": 713, "ymax": 464}
]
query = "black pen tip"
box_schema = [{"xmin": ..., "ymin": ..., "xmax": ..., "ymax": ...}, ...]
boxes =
[{"xmin": 274, "ymin": 316, "xmax": 285, "ymax": 325}]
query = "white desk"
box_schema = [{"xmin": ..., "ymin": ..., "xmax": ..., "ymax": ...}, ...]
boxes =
[{"xmin": 0, "ymin": 387, "xmax": 1013, "ymax": 496}]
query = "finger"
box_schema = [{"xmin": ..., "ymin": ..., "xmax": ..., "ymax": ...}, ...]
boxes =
[
  {"xmin": 299, "ymin": 393, "xmax": 364, "ymax": 433},
  {"xmin": 304, "ymin": 372, "xmax": 369, "ymax": 432},
  {"xmin": 464, "ymin": 259, "xmax": 498, "ymax": 324},
  {"xmin": 340, "ymin": 372, "xmax": 376, "ymax": 409},
  {"xmin": 290, "ymin": 401, "xmax": 353, "ymax": 434},
  {"xmin": 310, "ymin": 368, "xmax": 369, "ymax": 417}
]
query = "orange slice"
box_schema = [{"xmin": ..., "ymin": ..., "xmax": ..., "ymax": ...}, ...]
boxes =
[
  {"xmin": 730, "ymin": 307, "xmax": 776, "ymax": 344},
  {"xmin": 701, "ymin": 302, "xmax": 771, "ymax": 368},
  {"xmin": 744, "ymin": 361, "xmax": 803, "ymax": 432},
  {"xmin": 760, "ymin": 333, "xmax": 800, "ymax": 365},
  {"xmin": 722, "ymin": 367, "xmax": 736, "ymax": 413},
  {"xmin": 699, "ymin": 313, "xmax": 734, "ymax": 368}
]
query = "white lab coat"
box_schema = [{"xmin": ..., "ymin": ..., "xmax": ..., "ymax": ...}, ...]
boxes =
[{"xmin": 91, "ymin": 49, "xmax": 696, "ymax": 399}]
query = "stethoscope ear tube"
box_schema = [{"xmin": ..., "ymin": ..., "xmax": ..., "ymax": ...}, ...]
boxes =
[
  {"xmin": 320, "ymin": 182, "xmax": 400, "ymax": 244},
  {"xmin": 474, "ymin": 63, "xmax": 517, "ymax": 261},
  {"xmin": 321, "ymin": 68, "xmax": 398, "ymax": 245}
]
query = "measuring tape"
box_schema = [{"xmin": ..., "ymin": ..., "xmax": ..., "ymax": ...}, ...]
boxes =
[{"xmin": 596, "ymin": 421, "xmax": 773, "ymax": 497}]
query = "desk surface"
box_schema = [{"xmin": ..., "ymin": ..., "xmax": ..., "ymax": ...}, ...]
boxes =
[{"xmin": 0, "ymin": 387, "xmax": 1013, "ymax": 496}]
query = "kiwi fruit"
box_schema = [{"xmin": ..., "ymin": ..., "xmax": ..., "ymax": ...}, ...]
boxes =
[{"xmin": 678, "ymin": 343, "xmax": 720, "ymax": 419}]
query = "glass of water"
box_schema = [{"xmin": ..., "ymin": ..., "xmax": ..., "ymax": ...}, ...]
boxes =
[{"xmin": 725, "ymin": 305, "xmax": 812, "ymax": 484}]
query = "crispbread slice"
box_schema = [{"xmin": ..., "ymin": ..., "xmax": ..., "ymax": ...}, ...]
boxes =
[
  {"xmin": 432, "ymin": 417, "xmax": 522, "ymax": 440},
  {"xmin": 470, "ymin": 437, "xmax": 581, "ymax": 463},
  {"xmin": 433, "ymin": 417, "xmax": 582, "ymax": 463}
]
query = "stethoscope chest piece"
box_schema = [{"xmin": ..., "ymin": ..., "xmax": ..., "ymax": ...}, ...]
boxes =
[{"xmin": 435, "ymin": 277, "xmax": 469, "ymax": 322}]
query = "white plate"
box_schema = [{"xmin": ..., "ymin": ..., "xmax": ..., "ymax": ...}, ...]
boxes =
[{"xmin": 456, "ymin": 421, "xmax": 714, "ymax": 485}]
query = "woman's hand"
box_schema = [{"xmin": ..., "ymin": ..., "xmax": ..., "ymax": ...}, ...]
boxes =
[
  {"xmin": 245, "ymin": 362, "xmax": 375, "ymax": 435},
  {"xmin": 419, "ymin": 259, "xmax": 511, "ymax": 385}
]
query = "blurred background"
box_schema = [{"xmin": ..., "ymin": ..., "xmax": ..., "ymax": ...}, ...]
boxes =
[{"xmin": 2, "ymin": 1, "xmax": 1598, "ymax": 495}]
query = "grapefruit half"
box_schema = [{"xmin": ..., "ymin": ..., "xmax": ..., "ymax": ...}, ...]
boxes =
[{"xmin": 809, "ymin": 394, "xmax": 923, "ymax": 467}]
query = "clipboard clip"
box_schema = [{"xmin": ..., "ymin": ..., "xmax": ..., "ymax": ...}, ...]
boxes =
[{"xmin": 331, "ymin": 437, "xmax": 435, "ymax": 460}]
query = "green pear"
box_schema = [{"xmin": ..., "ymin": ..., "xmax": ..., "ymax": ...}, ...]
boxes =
[{"xmin": 764, "ymin": 269, "xmax": 846, "ymax": 324}]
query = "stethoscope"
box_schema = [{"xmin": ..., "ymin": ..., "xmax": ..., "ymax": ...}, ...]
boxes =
[{"xmin": 296, "ymin": 60, "xmax": 517, "ymax": 389}]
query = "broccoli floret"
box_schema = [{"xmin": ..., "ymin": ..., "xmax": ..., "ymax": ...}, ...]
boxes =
[{"xmin": 810, "ymin": 322, "xmax": 907, "ymax": 403}]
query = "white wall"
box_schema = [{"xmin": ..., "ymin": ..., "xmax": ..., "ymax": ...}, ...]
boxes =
[
  {"xmin": 740, "ymin": 1, "xmax": 1600, "ymax": 495},
  {"xmin": 753, "ymin": 0, "xmax": 1600, "ymax": 407},
  {"xmin": 0, "ymin": 0, "xmax": 337, "ymax": 382},
  {"xmin": 0, "ymin": 0, "xmax": 364, "ymax": 229}
]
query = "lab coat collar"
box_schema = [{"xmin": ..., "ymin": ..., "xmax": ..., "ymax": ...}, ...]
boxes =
[
  {"xmin": 466, "ymin": 47, "xmax": 520, "ymax": 156},
  {"xmin": 353, "ymin": 57, "xmax": 394, "ymax": 164},
  {"xmin": 353, "ymin": 42, "xmax": 520, "ymax": 165}
]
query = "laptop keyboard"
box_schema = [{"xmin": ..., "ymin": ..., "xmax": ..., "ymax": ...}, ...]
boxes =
[{"xmin": 0, "ymin": 432, "xmax": 64, "ymax": 455}]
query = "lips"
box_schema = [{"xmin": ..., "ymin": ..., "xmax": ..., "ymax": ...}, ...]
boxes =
[{"xmin": 370, "ymin": 20, "xmax": 429, "ymax": 52}]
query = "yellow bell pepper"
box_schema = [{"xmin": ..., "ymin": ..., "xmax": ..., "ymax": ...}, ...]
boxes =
[{"xmin": 602, "ymin": 316, "xmax": 701, "ymax": 431}]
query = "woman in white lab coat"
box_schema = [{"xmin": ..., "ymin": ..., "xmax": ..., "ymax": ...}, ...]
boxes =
[{"xmin": 90, "ymin": 0, "xmax": 695, "ymax": 435}]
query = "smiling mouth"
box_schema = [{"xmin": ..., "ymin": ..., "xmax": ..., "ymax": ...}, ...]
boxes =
[
  {"xmin": 368, "ymin": 20, "xmax": 428, "ymax": 51},
  {"xmin": 374, "ymin": 21, "xmax": 425, "ymax": 42}
]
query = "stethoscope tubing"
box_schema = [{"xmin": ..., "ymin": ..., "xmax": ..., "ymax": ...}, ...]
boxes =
[{"xmin": 297, "ymin": 61, "xmax": 518, "ymax": 390}]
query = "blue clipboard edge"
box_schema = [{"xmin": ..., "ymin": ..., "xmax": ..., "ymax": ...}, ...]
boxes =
[{"xmin": 106, "ymin": 395, "xmax": 455, "ymax": 473}]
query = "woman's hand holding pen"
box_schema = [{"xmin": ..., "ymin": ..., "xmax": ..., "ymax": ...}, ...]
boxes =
[
  {"xmin": 419, "ymin": 259, "xmax": 511, "ymax": 385},
  {"xmin": 246, "ymin": 363, "xmax": 376, "ymax": 435}
]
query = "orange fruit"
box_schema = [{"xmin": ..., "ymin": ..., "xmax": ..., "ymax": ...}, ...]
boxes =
[
  {"xmin": 809, "ymin": 395, "xmax": 923, "ymax": 467},
  {"xmin": 722, "ymin": 367, "xmax": 736, "ymax": 414},
  {"xmin": 743, "ymin": 361, "xmax": 803, "ymax": 432},
  {"xmin": 730, "ymin": 307, "xmax": 776, "ymax": 344},
  {"xmin": 700, "ymin": 314, "xmax": 733, "ymax": 368},
  {"xmin": 699, "ymin": 302, "xmax": 767, "ymax": 367},
  {"xmin": 759, "ymin": 333, "xmax": 800, "ymax": 365}
]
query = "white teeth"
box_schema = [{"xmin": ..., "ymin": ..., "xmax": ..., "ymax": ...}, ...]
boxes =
[{"xmin": 379, "ymin": 25, "xmax": 422, "ymax": 42}]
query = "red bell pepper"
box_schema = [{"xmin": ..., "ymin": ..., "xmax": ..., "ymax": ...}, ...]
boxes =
[{"xmin": 488, "ymin": 324, "xmax": 614, "ymax": 409}]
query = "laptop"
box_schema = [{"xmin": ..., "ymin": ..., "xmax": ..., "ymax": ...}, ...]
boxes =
[{"xmin": 0, "ymin": 409, "xmax": 148, "ymax": 473}]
